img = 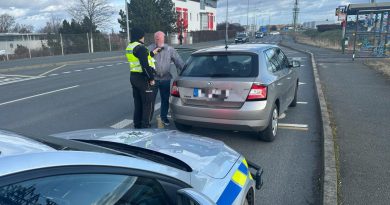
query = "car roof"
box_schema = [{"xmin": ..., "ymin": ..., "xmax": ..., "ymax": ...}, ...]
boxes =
[{"xmin": 193, "ymin": 44, "xmax": 276, "ymax": 54}]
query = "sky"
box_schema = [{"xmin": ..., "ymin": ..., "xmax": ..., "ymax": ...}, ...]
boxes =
[{"xmin": 0, "ymin": 0, "xmax": 388, "ymax": 32}]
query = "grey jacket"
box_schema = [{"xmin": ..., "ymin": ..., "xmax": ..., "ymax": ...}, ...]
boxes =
[{"xmin": 148, "ymin": 44, "xmax": 185, "ymax": 80}]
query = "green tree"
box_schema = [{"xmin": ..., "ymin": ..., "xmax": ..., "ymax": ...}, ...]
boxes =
[
  {"xmin": 157, "ymin": 0, "xmax": 177, "ymax": 33},
  {"xmin": 118, "ymin": 0, "xmax": 177, "ymax": 34}
]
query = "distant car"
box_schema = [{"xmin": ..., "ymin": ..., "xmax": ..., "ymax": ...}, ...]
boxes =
[
  {"xmin": 235, "ymin": 33, "xmax": 249, "ymax": 44},
  {"xmin": 255, "ymin": 32, "xmax": 264, "ymax": 38},
  {"xmin": 0, "ymin": 129, "xmax": 263, "ymax": 205},
  {"xmin": 170, "ymin": 44, "xmax": 301, "ymax": 142},
  {"xmin": 270, "ymin": 31, "xmax": 280, "ymax": 35}
]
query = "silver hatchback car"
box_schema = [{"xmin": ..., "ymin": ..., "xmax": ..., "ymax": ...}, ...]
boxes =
[{"xmin": 170, "ymin": 44, "xmax": 300, "ymax": 141}]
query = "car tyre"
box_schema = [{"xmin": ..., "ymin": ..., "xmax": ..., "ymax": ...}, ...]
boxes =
[
  {"xmin": 174, "ymin": 121, "xmax": 192, "ymax": 132},
  {"xmin": 289, "ymin": 82, "xmax": 298, "ymax": 107},
  {"xmin": 259, "ymin": 104, "xmax": 278, "ymax": 142}
]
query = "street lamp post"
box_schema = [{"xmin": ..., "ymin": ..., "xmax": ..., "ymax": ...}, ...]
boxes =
[
  {"xmin": 247, "ymin": 0, "xmax": 250, "ymax": 31},
  {"xmin": 125, "ymin": 0, "xmax": 130, "ymax": 43},
  {"xmin": 225, "ymin": 0, "xmax": 229, "ymax": 48}
]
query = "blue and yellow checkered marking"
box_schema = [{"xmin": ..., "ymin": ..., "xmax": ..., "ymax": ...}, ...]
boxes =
[{"xmin": 216, "ymin": 159, "xmax": 253, "ymax": 205}]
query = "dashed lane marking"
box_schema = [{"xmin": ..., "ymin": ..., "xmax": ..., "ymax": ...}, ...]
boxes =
[
  {"xmin": 111, "ymin": 119, "xmax": 133, "ymax": 129},
  {"xmin": 110, "ymin": 102, "xmax": 162, "ymax": 129}
]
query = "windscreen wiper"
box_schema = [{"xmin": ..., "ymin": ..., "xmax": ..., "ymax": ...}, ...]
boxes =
[{"xmin": 74, "ymin": 139, "xmax": 192, "ymax": 172}]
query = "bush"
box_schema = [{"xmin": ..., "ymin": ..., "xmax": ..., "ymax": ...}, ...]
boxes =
[{"xmin": 14, "ymin": 44, "xmax": 29, "ymax": 58}]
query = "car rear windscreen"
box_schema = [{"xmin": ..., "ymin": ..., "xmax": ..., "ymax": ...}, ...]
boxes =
[{"xmin": 181, "ymin": 53, "xmax": 258, "ymax": 78}]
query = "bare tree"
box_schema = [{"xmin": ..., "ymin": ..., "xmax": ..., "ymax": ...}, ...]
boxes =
[
  {"xmin": 12, "ymin": 23, "xmax": 34, "ymax": 33},
  {"xmin": 68, "ymin": 0, "xmax": 113, "ymax": 53},
  {"xmin": 39, "ymin": 15, "xmax": 62, "ymax": 34},
  {"xmin": 0, "ymin": 14, "xmax": 16, "ymax": 33}
]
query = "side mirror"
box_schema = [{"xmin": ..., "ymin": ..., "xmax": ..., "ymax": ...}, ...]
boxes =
[
  {"xmin": 177, "ymin": 188, "xmax": 216, "ymax": 205},
  {"xmin": 290, "ymin": 60, "xmax": 301, "ymax": 68}
]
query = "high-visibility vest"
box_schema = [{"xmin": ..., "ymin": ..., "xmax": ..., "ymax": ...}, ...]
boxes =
[{"xmin": 125, "ymin": 42, "xmax": 156, "ymax": 73}]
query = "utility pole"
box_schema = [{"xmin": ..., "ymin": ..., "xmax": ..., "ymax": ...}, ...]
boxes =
[
  {"xmin": 225, "ymin": 0, "xmax": 229, "ymax": 48},
  {"xmin": 293, "ymin": 0, "xmax": 299, "ymax": 31},
  {"xmin": 125, "ymin": 0, "xmax": 130, "ymax": 43},
  {"xmin": 247, "ymin": 0, "xmax": 250, "ymax": 31}
]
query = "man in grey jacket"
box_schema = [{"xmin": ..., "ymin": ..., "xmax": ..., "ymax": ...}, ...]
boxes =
[{"xmin": 148, "ymin": 31, "xmax": 185, "ymax": 126}]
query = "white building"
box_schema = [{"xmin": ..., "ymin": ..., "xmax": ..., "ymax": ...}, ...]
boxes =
[
  {"xmin": 302, "ymin": 21, "xmax": 333, "ymax": 29},
  {"xmin": 0, "ymin": 33, "xmax": 47, "ymax": 55},
  {"xmin": 173, "ymin": 0, "xmax": 217, "ymax": 31}
]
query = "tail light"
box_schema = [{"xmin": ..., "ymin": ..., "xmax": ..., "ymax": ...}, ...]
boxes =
[
  {"xmin": 171, "ymin": 81, "xmax": 180, "ymax": 97},
  {"xmin": 246, "ymin": 83, "xmax": 267, "ymax": 101}
]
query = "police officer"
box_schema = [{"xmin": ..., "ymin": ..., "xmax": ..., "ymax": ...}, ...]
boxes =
[{"xmin": 126, "ymin": 27, "xmax": 161, "ymax": 128}]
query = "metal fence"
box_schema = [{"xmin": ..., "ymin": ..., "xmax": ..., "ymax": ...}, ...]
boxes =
[{"xmin": 0, "ymin": 30, "xmax": 236, "ymax": 62}]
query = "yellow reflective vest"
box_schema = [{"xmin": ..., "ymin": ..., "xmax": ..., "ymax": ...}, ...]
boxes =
[{"xmin": 125, "ymin": 42, "xmax": 156, "ymax": 73}]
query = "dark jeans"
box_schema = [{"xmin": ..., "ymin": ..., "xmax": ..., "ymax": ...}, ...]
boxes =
[
  {"xmin": 130, "ymin": 74, "xmax": 155, "ymax": 128},
  {"xmin": 154, "ymin": 80, "xmax": 171, "ymax": 120}
]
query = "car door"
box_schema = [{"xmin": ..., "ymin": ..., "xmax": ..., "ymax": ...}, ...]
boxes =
[
  {"xmin": 274, "ymin": 48, "xmax": 295, "ymax": 111},
  {"xmin": 278, "ymin": 49, "xmax": 297, "ymax": 107},
  {"xmin": 0, "ymin": 165, "xmax": 188, "ymax": 205},
  {"xmin": 264, "ymin": 48, "xmax": 287, "ymax": 109}
]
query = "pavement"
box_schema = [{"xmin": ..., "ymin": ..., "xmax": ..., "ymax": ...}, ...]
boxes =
[
  {"xmin": 281, "ymin": 35, "xmax": 390, "ymax": 205},
  {"xmin": 0, "ymin": 36, "xmax": 322, "ymax": 204}
]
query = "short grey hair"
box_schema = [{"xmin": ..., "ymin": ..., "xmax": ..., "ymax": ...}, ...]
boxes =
[{"xmin": 154, "ymin": 31, "xmax": 165, "ymax": 38}]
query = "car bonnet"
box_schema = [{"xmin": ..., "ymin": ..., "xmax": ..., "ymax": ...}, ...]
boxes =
[{"xmin": 53, "ymin": 129, "xmax": 240, "ymax": 179}]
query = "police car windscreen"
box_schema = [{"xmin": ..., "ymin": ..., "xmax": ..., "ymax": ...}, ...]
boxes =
[{"xmin": 181, "ymin": 54, "xmax": 258, "ymax": 78}]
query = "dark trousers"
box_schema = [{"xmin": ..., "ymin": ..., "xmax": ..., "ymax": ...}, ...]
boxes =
[
  {"xmin": 154, "ymin": 80, "xmax": 171, "ymax": 120},
  {"xmin": 130, "ymin": 74, "xmax": 155, "ymax": 128}
]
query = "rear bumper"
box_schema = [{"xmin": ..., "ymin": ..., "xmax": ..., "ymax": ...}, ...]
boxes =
[{"xmin": 170, "ymin": 97, "xmax": 272, "ymax": 132}]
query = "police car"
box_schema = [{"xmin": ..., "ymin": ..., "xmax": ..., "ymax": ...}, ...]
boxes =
[{"xmin": 0, "ymin": 129, "xmax": 263, "ymax": 205}]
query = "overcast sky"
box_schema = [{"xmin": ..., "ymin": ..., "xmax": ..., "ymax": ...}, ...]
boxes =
[{"xmin": 0, "ymin": 0, "xmax": 388, "ymax": 32}]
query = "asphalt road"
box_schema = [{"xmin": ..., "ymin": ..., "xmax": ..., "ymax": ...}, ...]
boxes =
[{"xmin": 0, "ymin": 35, "xmax": 322, "ymax": 204}]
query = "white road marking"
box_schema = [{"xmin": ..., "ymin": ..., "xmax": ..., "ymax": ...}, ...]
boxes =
[
  {"xmin": 116, "ymin": 63, "xmax": 123, "ymax": 65},
  {"xmin": 49, "ymin": 74, "xmax": 59, "ymax": 76},
  {"xmin": 111, "ymin": 119, "xmax": 133, "ymax": 129},
  {"xmin": 279, "ymin": 123, "xmax": 309, "ymax": 131},
  {"xmin": 0, "ymin": 85, "xmax": 79, "ymax": 106},
  {"xmin": 97, "ymin": 66, "xmax": 104, "ymax": 68},
  {"xmin": 39, "ymin": 64, "xmax": 67, "ymax": 76},
  {"xmin": 299, "ymin": 82, "xmax": 307, "ymax": 85},
  {"xmin": 106, "ymin": 64, "xmax": 113, "ymax": 67},
  {"xmin": 74, "ymin": 70, "xmax": 82, "ymax": 72},
  {"xmin": 110, "ymin": 102, "xmax": 162, "ymax": 129},
  {"xmin": 0, "ymin": 76, "xmax": 45, "ymax": 86},
  {"xmin": 86, "ymin": 67, "xmax": 95, "ymax": 70},
  {"xmin": 62, "ymin": 71, "xmax": 71, "ymax": 74},
  {"xmin": 297, "ymin": 101, "xmax": 308, "ymax": 104}
]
